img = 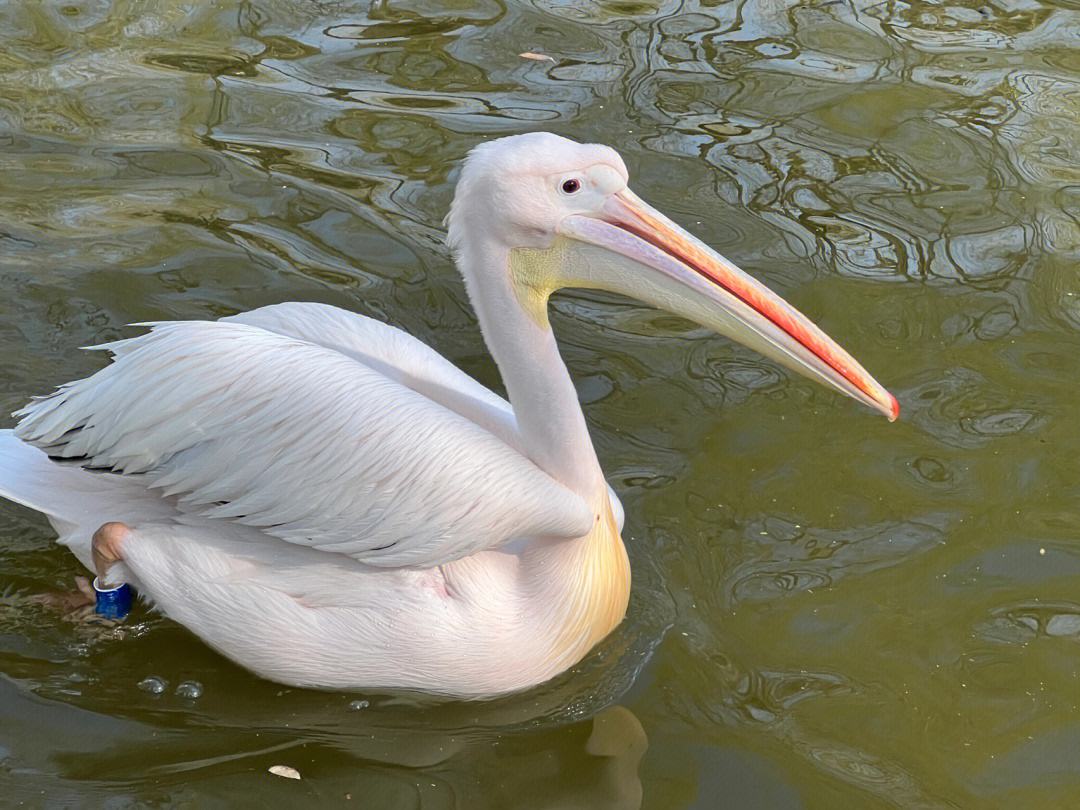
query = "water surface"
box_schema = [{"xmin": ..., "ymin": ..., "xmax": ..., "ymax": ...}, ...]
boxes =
[{"xmin": 1, "ymin": 1, "xmax": 1079, "ymax": 807}]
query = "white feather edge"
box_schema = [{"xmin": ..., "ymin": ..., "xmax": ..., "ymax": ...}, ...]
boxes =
[{"xmin": 13, "ymin": 304, "xmax": 597, "ymax": 569}]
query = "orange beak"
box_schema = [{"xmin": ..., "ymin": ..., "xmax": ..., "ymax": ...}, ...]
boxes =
[{"xmin": 557, "ymin": 189, "xmax": 898, "ymax": 421}]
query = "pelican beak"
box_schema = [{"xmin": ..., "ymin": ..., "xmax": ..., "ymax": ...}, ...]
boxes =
[{"xmin": 556, "ymin": 189, "xmax": 898, "ymax": 421}]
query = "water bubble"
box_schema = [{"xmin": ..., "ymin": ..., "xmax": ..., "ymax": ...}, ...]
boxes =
[
  {"xmin": 138, "ymin": 676, "xmax": 167, "ymax": 695},
  {"xmin": 174, "ymin": 680, "xmax": 203, "ymax": 700},
  {"xmin": 348, "ymin": 699, "xmax": 370, "ymax": 711},
  {"xmin": 1045, "ymin": 614, "xmax": 1080, "ymax": 637}
]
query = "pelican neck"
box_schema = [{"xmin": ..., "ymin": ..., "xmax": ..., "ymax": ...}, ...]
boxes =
[{"xmin": 456, "ymin": 237, "xmax": 605, "ymax": 497}]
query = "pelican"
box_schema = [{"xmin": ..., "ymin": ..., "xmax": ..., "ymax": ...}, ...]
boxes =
[{"xmin": 0, "ymin": 133, "xmax": 897, "ymax": 698}]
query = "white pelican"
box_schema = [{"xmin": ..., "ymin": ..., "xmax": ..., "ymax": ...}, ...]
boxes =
[{"xmin": 0, "ymin": 133, "xmax": 897, "ymax": 698}]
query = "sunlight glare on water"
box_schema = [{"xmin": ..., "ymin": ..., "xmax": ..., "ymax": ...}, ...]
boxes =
[{"xmin": 1, "ymin": 0, "xmax": 1078, "ymax": 807}]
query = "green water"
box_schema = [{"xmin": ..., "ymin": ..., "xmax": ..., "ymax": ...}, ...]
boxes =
[{"xmin": 1, "ymin": 0, "xmax": 1078, "ymax": 806}]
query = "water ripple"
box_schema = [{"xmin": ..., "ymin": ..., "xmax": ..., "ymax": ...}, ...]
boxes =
[
  {"xmin": 729, "ymin": 518, "xmax": 945, "ymax": 606},
  {"xmin": 2, "ymin": 0, "xmax": 1079, "ymax": 805},
  {"xmin": 907, "ymin": 367, "xmax": 1046, "ymax": 448}
]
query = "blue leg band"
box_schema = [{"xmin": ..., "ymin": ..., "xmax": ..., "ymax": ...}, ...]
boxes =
[{"xmin": 93, "ymin": 578, "xmax": 132, "ymax": 620}]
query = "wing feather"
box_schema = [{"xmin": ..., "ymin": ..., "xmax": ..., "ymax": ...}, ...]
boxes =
[
  {"xmin": 14, "ymin": 320, "xmax": 594, "ymax": 567},
  {"xmin": 227, "ymin": 302, "xmax": 625, "ymax": 531},
  {"xmin": 224, "ymin": 302, "xmax": 522, "ymax": 449}
]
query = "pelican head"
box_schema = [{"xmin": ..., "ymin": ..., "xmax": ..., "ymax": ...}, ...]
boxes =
[{"xmin": 447, "ymin": 132, "xmax": 898, "ymax": 421}]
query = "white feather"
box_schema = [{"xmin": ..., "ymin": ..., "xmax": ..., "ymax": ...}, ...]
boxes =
[
  {"xmin": 14, "ymin": 314, "xmax": 593, "ymax": 568},
  {"xmin": 224, "ymin": 302, "xmax": 623, "ymax": 529},
  {"xmin": 0, "ymin": 430, "xmax": 174, "ymax": 572}
]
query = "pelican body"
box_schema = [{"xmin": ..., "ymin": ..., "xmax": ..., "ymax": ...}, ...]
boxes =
[{"xmin": 0, "ymin": 134, "xmax": 896, "ymax": 698}]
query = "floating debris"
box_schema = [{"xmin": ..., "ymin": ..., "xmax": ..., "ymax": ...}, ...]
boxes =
[
  {"xmin": 519, "ymin": 52, "xmax": 555, "ymax": 62},
  {"xmin": 269, "ymin": 765, "xmax": 301, "ymax": 780},
  {"xmin": 137, "ymin": 675, "xmax": 168, "ymax": 695},
  {"xmin": 348, "ymin": 699, "xmax": 370, "ymax": 711},
  {"xmin": 174, "ymin": 680, "xmax": 203, "ymax": 700}
]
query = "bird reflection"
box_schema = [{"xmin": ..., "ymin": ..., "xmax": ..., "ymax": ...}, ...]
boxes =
[{"xmin": 39, "ymin": 692, "xmax": 648, "ymax": 809}]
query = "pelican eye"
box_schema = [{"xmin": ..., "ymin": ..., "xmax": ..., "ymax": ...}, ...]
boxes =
[{"xmin": 561, "ymin": 178, "xmax": 581, "ymax": 194}]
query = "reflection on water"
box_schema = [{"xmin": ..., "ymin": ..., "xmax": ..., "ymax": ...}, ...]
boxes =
[
  {"xmin": 2, "ymin": 654, "xmax": 648, "ymax": 809},
  {"xmin": 2, "ymin": 0, "xmax": 1080, "ymax": 806}
]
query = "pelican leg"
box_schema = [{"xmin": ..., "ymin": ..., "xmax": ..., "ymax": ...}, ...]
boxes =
[
  {"xmin": 29, "ymin": 524, "xmax": 131, "ymax": 617},
  {"xmin": 91, "ymin": 521, "xmax": 130, "ymax": 583}
]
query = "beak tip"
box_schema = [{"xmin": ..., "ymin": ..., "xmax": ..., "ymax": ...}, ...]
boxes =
[{"xmin": 884, "ymin": 393, "xmax": 900, "ymax": 422}]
